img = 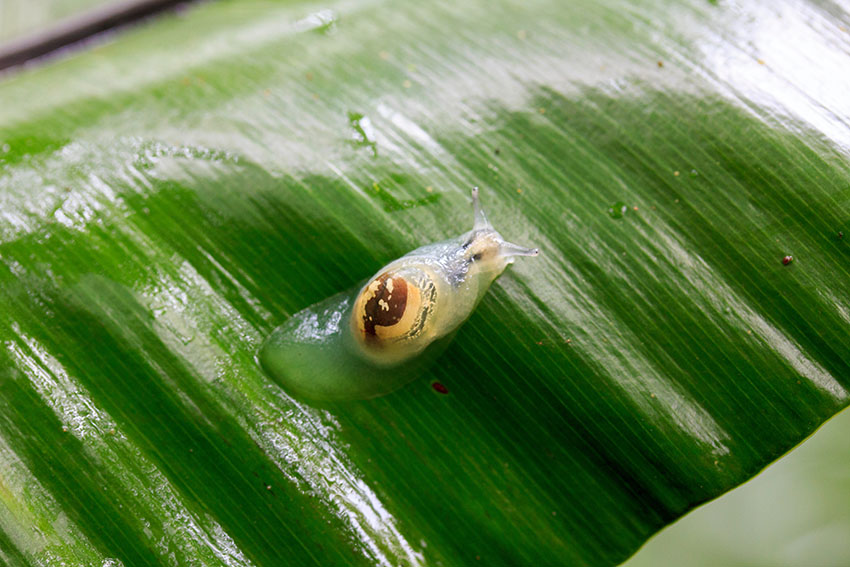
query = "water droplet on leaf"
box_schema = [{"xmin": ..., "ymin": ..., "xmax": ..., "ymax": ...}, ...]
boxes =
[{"xmin": 608, "ymin": 201, "xmax": 627, "ymax": 219}]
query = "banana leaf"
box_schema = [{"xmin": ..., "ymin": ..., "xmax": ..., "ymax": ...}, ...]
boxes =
[{"xmin": 0, "ymin": 0, "xmax": 849, "ymax": 565}]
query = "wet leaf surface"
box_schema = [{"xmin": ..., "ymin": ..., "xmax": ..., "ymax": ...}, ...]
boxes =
[{"xmin": 0, "ymin": 0, "xmax": 849, "ymax": 565}]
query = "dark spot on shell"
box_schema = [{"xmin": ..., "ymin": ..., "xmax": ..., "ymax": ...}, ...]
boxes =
[
  {"xmin": 363, "ymin": 274, "xmax": 408, "ymax": 338},
  {"xmin": 471, "ymin": 253, "xmax": 482, "ymax": 262},
  {"xmin": 432, "ymin": 382, "xmax": 449, "ymax": 394}
]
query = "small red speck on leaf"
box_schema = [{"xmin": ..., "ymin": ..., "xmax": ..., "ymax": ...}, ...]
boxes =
[
  {"xmin": 432, "ymin": 382, "xmax": 449, "ymax": 394},
  {"xmin": 782, "ymin": 255, "xmax": 793, "ymax": 265}
]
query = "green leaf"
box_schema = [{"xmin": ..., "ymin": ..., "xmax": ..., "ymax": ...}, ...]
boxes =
[{"xmin": 1, "ymin": 0, "xmax": 849, "ymax": 565}]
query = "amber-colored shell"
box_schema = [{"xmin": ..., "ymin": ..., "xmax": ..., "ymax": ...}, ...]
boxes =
[{"xmin": 352, "ymin": 268, "xmax": 436, "ymax": 349}]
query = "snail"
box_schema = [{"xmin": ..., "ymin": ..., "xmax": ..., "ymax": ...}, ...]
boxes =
[{"xmin": 259, "ymin": 188, "xmax": 538, "ymax": 401}]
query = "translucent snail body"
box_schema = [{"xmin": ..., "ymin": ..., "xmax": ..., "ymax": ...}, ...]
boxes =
[{"xmin": 259, "ymin": 188, "xmax": 537, "ymax": 401}]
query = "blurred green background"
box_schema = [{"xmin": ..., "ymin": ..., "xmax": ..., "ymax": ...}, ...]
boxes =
[
  {"xmin": 0, "ymin": 0, "xmax": 113, "ymax": 43},
  {"xmin": 625, "ymin": 406, "xmax": 850, "ymax": 566}
]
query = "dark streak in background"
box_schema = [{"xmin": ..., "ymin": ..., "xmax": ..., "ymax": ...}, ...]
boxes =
[{"xmin": 0, "ymin": 0, "xmax": 196, "ymax": 72}]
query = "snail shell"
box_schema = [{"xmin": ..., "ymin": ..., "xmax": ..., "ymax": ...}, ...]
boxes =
[
  {"xmin": 259, "ymin": 188, "xmax": 538, "ymax": 401},
  {"xmin": 352, "ymin": 266, "xmax": 437, "ymax": 353}
]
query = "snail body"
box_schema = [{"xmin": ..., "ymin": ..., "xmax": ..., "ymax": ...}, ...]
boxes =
[{"xmin": 259, "ymin": 188, "xmax": 537, "ymax": 401}]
